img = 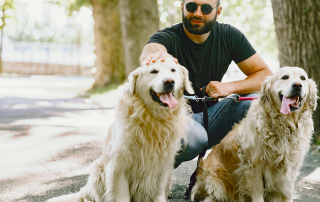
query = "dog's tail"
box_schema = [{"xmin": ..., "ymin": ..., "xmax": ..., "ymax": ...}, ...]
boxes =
[{"xmin": 46, "ymin": 192, "xmax": 83, "ymax": 202}]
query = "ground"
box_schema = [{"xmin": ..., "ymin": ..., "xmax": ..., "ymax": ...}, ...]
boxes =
[{"xmin": 0, "ymin": 75, "xmax": 319, "ymax": 202}]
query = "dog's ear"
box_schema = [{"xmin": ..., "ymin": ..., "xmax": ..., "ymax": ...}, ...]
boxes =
[
  {"xmin": 179, "ymin": 64, "xmax": 195, "ymax": 94},
  {"xmin": 307, "ymin": 78, "xmax": 318, "ymax": 110},
  {"xmin": 259, "ymin": 75, "xmax": 273, "ymax": 107},
  {"xmin": 125, "ymin": 67, "xmax": 140, "ymax": 96}
]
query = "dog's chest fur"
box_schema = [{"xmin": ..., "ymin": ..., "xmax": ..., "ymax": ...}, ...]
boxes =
[
  {"xmin": 234, "ymin": 102, "xmax": 314, "ymax": 193},
  {"xmin": 109, "ymin": 96, "xmax": 190, "ymax": 201}
]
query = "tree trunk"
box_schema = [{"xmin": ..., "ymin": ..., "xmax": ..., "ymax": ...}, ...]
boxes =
[
  {"xmin": 119, "ymin": 0, "xmax": 159, "ymax": 76},
  {"xmin": 271, "ymin": 0, "xmax": 320, "ymax": 140},
  {"xmin": 91, "ymin": 0, "xmax": 125, "ymax": 87}
]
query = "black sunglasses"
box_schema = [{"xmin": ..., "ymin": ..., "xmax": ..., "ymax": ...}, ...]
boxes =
[{"xmin": 185, "ymin": 2, "xmax": 219, "ymax": 15}]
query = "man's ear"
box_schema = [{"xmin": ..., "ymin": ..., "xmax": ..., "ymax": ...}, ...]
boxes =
[
  {"xmin": 179, "ymin": 64, "xmax": 194, "ymax": 94},
  {"xmin": 125, "ymin": 67, "xmax": 140, "ymax": 96},
  {"xmin": 216, "ymin": 6, "xmax": 222, "ymax": 18}
]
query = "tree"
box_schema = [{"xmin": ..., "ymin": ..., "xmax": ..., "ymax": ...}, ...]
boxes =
[
  {"xmin": 119, "ymin": 0, "xmax": 159, "ymax": 76},
  {"xmin": 59, "ymin": 0, "xmax": 159, "ymax": 88},
  {"xmin": 0, "ymin": 0, "xmax": 14, "ymax": 73},
  {"xmin": 271, "ymin": 0, "xmax": 320, "ymax": 142},
  {"xmin": 91, "ymin": 0, "xmax": 125, "ymax": 87}
]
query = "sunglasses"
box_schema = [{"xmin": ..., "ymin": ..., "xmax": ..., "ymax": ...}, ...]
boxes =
[{"xmin": 185, "ymin": 2, "xmax": 219, "ymax": 15}]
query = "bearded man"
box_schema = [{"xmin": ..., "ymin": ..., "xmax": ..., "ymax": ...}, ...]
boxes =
[{"xmin": 139, "ymin": 0, "xmax": 273, "ymax": 168}]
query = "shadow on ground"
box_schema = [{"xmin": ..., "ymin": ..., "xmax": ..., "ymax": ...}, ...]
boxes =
[{"xmin": 13, "ymin": 175, "xmax": 88, "ymax": 202}]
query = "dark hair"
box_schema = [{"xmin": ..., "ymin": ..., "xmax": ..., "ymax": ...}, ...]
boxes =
[{"xmin": 182, "ymin": 0, "xmax": 220, "ymax": 6}]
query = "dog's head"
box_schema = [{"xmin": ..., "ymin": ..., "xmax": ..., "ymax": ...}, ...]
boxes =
[
  {"xmin": 124, "ymin": 58, "xmax": 194, "ymax": 109},
  {"xmin": 260, "ymin": 66, "xmax": 318, "ymax": 115}
]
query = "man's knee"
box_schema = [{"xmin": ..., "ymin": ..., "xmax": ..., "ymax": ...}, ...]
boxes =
[{"xmin": 174, "ymin": 120, "xmax": 208, "ymax": 168}]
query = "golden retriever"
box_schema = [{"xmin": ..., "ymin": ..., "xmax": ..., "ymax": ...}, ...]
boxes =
[
  {"xmin": 191, "ymin": 67, "xmax": 318, "ymax": 202},
  {"xmin": 47, "ymin": 58, "xmax": 194, "ymax": 202}
]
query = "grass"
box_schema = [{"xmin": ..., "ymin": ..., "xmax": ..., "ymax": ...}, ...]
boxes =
[{"xmin": 81, "ymin": 81, "xmax": 125, "ymax": 97}]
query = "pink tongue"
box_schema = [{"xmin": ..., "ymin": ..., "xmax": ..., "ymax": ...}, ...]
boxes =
[
  {"xmin": 160, "ymin": 92, "xmax": 177, "ymax": 109},
  {"xmin": 280, "ymin": 96, "xmax": 297, "ymax": 115}
]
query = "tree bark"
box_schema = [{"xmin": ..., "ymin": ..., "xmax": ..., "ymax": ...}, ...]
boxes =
[
  {"xmin": 271, "ymin": 0, "xmax": 320, "ymax": 139},
  {"xmin": 91, "ymin": 0, "xmax": 125, "ymax": 87},
  {"xmin": 119, "ymin": 0, "xmax": 159, "ymax": 76}
]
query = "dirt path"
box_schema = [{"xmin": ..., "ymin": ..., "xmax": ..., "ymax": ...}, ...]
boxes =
[{"xmin": 0, "ymin": 76, "xmax": 319, "ymax": 202}]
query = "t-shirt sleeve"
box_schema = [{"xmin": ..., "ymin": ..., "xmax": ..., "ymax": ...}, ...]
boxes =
[
  {"xmin": 147, "ymin": 29, "xmax": 176, "ymax": 53},
  {"xmin": 228, "ymin": 26, "xmax": 256, "ymax": 64}
]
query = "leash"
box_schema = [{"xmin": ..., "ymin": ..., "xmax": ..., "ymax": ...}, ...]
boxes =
[
  {"xmin": 183, "ymin": 94, "xmax": 258, "ymax": 102},
  {"xmin": 184, "ymin": 88, "xmax": 258, "ymax": 199}
]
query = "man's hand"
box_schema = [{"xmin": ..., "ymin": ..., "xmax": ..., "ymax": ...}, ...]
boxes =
[
  {"xmin": 141, "ymin": 51, "xmax": 178, "ymax": 66},
  {"xmin": 202, "ymin": 81, "xmax": 234, "ymax": 98}
]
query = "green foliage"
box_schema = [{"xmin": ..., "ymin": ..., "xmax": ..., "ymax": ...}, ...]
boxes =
[
  {"xmin": 48, "ymin": 0, "xmax": 91, "ymax": 13},
  {"xmin": 50, "ymin": 0, "xmax": 116, "ymax": 13},
  {"xmin": 303, "ymin": 6, "xmax": 311, "ymax": 14},
  {"xmin": 6, "ymin": 0, "xmax": 94, "ymax": 44},
  {"xmin": 0, "ymin": 0, "xmax": 15, "ymax": 31},
  {"xmin": 69, "ymin": 0, "xmax": 91, "ymax": 12},
  {"xmin": 219, "ymin": 0, "xmax": 277, "ymax": 57}
]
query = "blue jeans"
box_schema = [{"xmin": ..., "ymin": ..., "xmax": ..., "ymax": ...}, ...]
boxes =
[{"xmin": 174, "ymin": 94, "xmax": 258, "ymax": 168}]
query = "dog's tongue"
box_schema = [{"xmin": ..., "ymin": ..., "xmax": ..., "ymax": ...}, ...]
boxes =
[
  {"xmin": 280, "ymin": 96, "xmax": 298, "ymax": 115},
  {"xmin": 160, "ymin": 92, "xmax": 177, "ymax": 109}
]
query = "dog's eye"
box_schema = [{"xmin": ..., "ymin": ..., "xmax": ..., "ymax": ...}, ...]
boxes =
[
  {"xmin": 300, "ymin": 76, "xmax": 306, "ymax": 80},
  {"xmin": 281, "ymin": 75, "xmax": 289, "ymax": 80},
  {"xmin": 171, "ymin": 68, "xmax": 176, "ymax": 72},
  {"xmin": 150, "ymin": 70, "xmax": 158, "ymax": 74}
]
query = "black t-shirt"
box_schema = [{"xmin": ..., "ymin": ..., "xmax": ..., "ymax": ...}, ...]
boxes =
[{"xmin": 148, "ymin": 22, "xmax": 256, "ymax": 113}]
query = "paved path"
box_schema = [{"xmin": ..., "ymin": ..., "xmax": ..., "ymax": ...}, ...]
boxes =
[{"xmin": 0, "ymin": 75, "xmax": 319, "ymax": 202}]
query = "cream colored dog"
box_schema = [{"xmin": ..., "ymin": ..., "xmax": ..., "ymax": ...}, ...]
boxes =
[
  {"xmin": 47, "ymin": 58, "xmax": 194, "ymax": 202},
  {"xmin": 191, "ymin": 67, "xmax": 318, "ymax": 202}
]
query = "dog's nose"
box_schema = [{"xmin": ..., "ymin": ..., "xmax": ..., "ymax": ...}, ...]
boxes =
[
  {"xmin": 163, "ymin": 79, "xmax": 175, "ymax": 89},
  {"xmin": 292, "ymin": 82, "xmax": 302, "ymax": 91}
]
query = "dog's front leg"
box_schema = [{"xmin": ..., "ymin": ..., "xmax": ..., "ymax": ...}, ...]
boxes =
[
  {"xmin": 155, "ymin": 167, "xmax": 173, "ymax": 202},
  {"xmin": 251, "ymin": 162, "xmax": 265, "ymax": 202},
  {"xmin": 104, "ymin": 158, "xmax": 130, "ymax": 202},
  {"xmin": 117, "ymin": 171, "xmax": 130, "ymax": 202},
  {"xmin": 281, "ymin": 168, "xmax": 298, "ymax": 202}
]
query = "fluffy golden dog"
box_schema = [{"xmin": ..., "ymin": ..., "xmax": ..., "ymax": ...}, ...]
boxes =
[
  {"xmin": 47, "ymin": 58, "xmax": 194, "ymax": 202},
  {"xmin": 191, "ymin": 67, "xmax": 317, "ymax": 202}
]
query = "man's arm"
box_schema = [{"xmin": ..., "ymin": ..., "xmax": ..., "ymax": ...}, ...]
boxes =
[
  {"xmin": 205, "ymin": 53, "xmax": 273, "ymax": 98},
  {"xmin": 139, "ymin": 43, "xmax": 178, "ymax": 65}
]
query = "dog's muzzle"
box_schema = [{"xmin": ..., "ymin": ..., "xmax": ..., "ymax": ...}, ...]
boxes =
[
  {"xmin": 163, "ymin": 79, "xmax": 175, "ymax": 91},
  {"xmin": 279, "ymin": 82, "xmax": 303, "ymax": 114}
]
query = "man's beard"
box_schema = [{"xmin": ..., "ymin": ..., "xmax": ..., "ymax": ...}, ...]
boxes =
[{"xmin": 182, "ymin": 12, "xmax": 217, "ymax": 35}]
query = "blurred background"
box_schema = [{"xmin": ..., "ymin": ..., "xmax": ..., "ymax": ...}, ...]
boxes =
[
  {"xmin": 0, "ymin": 0, "xmax": 319, "ymax": 141},
  {"xmin": 0, "ymin": 0, "xmax": 278, "ymax": 78},
  {"xmin": 1, "ymin": 1, "xmax": 320, "ymax": 201}
]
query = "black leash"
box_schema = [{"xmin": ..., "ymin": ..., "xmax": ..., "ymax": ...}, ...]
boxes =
[
  {"xmin": 184, "ymin": 85, "xmax": 210, "ymax": 199},
  {"xmin": 183, "ymin": 91, "xmax": 258, "ymax": 198}
]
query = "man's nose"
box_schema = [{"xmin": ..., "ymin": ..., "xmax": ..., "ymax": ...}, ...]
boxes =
[{"xmin": 194, "ymin": 5, "xmax": 202, "ymax": 16}]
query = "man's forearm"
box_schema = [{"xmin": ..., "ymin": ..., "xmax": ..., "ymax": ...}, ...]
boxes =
[
  {"xmin": 229, "ymin": 53, "xmax": 273, "ymax": 95},
  {"xmin": 229, "ymin": 67, "xmax": 273, "ymax": 94}
]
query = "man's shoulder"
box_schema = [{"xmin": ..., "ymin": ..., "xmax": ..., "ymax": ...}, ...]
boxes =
[
  {"xmin": 148, "ymin": 23, "xmax": 183, "ymax": 48},
  {"xmin": 215, "ymin": 22, "xmax": 244, "ymax": 36},
  {"xmin": 156, "ymin": 23, "xmax": 183, "ymax": 38},
  {"xmin": 215, "ymin": 22, "xmax": 237, "ymax": 33}
]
